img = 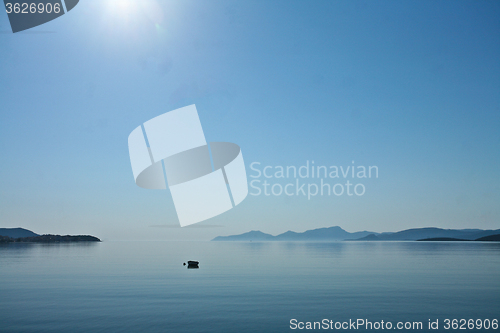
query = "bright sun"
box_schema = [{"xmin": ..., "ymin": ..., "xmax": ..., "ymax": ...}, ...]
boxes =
[{"xmin": 106, "ymin": 0, "xmax": 138, "ymax": 19}]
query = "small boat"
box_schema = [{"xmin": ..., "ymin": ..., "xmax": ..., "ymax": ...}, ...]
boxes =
[{"xmin": 184, "ymin": 260, "xmax": 199, "ymax": 268}]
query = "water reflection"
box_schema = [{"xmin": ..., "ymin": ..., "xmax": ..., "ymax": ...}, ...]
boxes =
[
  {"xmin": 1, "ymin": 240, "xmax": 498, "ymax": 333},
  {"xmin": 230, "ymin": 240, "xmax": 500, "ymax": 257},
  {"xmin": 392, "ymin": 241, "xmax": 500, "ymax": 256},
  {"xmin": 0, "ymin": 242, "xmax": 101, "ymax": 256}
]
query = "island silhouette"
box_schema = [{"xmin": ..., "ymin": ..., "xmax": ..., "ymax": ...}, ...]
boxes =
[{"xmin": 0, "ymin": 228, "xmax": 100, "ymax": 243}]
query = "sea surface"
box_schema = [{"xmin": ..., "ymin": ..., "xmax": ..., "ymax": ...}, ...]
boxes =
[{"xmin": 1, "ymin": 241, "xmax": 499, "ymax": 332}]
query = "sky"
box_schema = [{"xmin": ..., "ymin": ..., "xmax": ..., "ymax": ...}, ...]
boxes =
[{"xmin": 0, "ymin": 0, "xmax": 499, "ymax": 240}]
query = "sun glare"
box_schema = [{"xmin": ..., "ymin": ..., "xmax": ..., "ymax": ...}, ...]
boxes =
[
  {"xmin": 102, "ymin": 0, "xmax": 167, "ymax": 28},
  {"xmin": 106, "ymin": 0, "xmax": 138, "ymax": 20},
  {"xmin": 92, "ymin": 0, "xmax": 171, "ymax": 50}
]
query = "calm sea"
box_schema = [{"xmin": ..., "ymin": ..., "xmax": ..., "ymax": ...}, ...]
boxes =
[{"xmin": 1, "ymin": 241, "xmax": 499, "ymax": 332}]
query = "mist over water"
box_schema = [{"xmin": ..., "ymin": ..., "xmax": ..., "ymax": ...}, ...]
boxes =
[{"xmin": 1, "ymin": 241, "xmax": 499, "ymax": 332}]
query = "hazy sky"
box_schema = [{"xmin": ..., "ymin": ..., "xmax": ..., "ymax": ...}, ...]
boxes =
[{"xmin": 1, "ymin": 0, "xmax": 499, "ymax": 240}]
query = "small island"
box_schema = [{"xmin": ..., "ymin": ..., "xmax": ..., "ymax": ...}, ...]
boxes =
[{"xmin": 0, "ymin": 228, "xmax": 100, "ymax": 243}]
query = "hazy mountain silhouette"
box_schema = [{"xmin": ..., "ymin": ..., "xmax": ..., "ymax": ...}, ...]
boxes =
[
  {"xmin": 417, "ymin": 237, "xmax": 471, "ymax": 242},
  {"xmin": 475, "ymin": 234, "xmax": 500, "ymax": 241},
  {"xmin": 0, "ymin": 228, "xmax": 39, "ymax": 238},
  {"xmin": 212, "ymin": 230, "xmax": 274, "ymax": 241},
  {"xmin": 273, "ymin": 226, "xmax": 374, "ymax": 241},
  {"xmin": 212, "ymin": 226, "xmax": 375, "ymax": 241},
  {"xmin": 213, "ymin": 227, "xmax": 500, "ymax": 242},
  {"xmin": 356, "ymin": 228, "xmax": 500, "ymax": 241},
  {"xmin": 0, "ymin": 228, "xmax": 100, "ymax": 243},
  {"xmin": 416, "ymin": 234, "xmax": 500, "ymax": 242}
]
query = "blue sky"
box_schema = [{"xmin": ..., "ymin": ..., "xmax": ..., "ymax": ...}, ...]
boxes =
[{"xmin": 0, "ymin": 0, "xmax": 499, "ymax": 240}]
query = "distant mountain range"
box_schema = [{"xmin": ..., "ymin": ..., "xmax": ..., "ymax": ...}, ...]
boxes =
[
  {"xmin": 212, "ymin": 226, "xmax": 374, "ymax": 241},
  {"xmin": 212, "ymin": 226, "xmax": 500, "ymax": 242},
  {"xmin": 0, "ymin": 228, "xmax": 100, "ymax": 243}
]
